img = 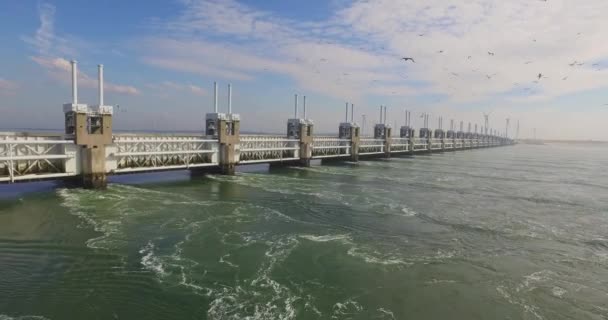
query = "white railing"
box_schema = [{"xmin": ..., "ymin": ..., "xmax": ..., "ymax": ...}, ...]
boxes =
[
  {"xmin": 111, "ymin": 135, "xmax": 218, "ymax": 173},
  {"xmin": 390, "ymin": 138, "xmax": 410, "ymax": 153},
  {"xmin": 0, "ymin": 134, "xmax": 78, "ymax": 182},
  {"xmin": 463, "ymin": 139, "xmax": 473, "ymax": 148},
  {"xmin": 443, "ymin": 140, "xmax": 454, "ymax": 149},
  {"xmin": 454, "ymin": 140, "xmax": 464, "ymax": 148},
  {"xmin": 429, "ymin": 138, "xmax": 442, "ymax": 150},
  {"xmin": 239, "ymin": 135, "xmax": 299, "ymax": 163},
  {"xmin": 412, "ymin": 138, "xmax": 428, "ymax": 152},
  {"xmin": 312, "ymin": 137, "xmax": 350, "ymax": 158},
  {"xmin": 359, "ymin": 138, "xmax": 384, "ymax": 155}
]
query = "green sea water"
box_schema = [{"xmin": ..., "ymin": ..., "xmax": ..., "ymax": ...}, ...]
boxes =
[{"xmin": 1, "ymin": 144, "xmax": 607, "ymax": 319}]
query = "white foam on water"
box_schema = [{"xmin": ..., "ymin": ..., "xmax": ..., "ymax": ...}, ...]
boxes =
[
  {"xmin": 332, "ymin": 299, "xmax": 363, "ymax": 318},
  {"xmin": 299, "ymin": 234, "xmax": 351, "ymax": 243},
  {"xmin": 496, "ymin": 285, "xmax": 544, "ymax": 320},
  {"xmin": 425, "ymin": 279, "xmax": 457, "ymax": 285},
  {"xmin": 207, "ymin": 235, "xmax": 301, "ymax": 320},
  {"xmin": 139, "ymin": 241, "xmax": 167, "ymax": 279},
  {"xmin": 400, "ymin": 206, "xmax": 418, "ymax": 217},
  {"xmin": 435, "ymin": 249, "xmax": 456, "ymax": 259},
  {"xmin": 219, "ymin": 254, "xmax": 239, "ymax": 268},
  {"xmin": 347, "ymin": 247, "xmax": 413, "ymax": 266},
  {"xmin": 377, "ymin": 308, "xmax": 396, "ymax": 320},
  {"xmin": 551, "ymin": 286, "xmax": 567, "ymax": 298}
]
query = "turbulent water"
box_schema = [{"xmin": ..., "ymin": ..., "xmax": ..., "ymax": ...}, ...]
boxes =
[{"xmin": 1, "ymin": 144, "xmax": 608, "ymax": 320}]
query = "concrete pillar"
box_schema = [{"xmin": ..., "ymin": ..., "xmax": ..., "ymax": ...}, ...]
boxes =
[
  {"xmin": 384, "ymin": 126, "xmax": 392, "ymax": 158},
  {"xmin": 299, "ymin": 121, "xmax": 313, "ymax": 167},
  {"xmin": 82, "ymin": 145, "xmax": 107, "ymax": 188},
  {"xmin": 217, "ymin": 115, "xmax": 240, "ymax": 175},
  {"xmin": 350, "ymin": 127, "xmax": 360, "ymax": 161}
]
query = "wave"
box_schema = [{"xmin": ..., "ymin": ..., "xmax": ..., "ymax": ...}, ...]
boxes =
[
  {"xmin": 299, "ymin": 234, "xmax": 351, "ymax": 243},
  {"xmin": 139, "ymin": 241, "xmax": 167, "ymax": 279}
]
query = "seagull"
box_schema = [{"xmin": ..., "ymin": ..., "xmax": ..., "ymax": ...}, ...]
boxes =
[
  {"xmin": 401, "ymin": 57, "xmax": 415, "ymax": 63},
  {"xmin": 438, "ymin": 50, "xmax": 444, "ymax": 53},
  {"xmin": 418, "ymin": 33, "xmax": 425, "ymax": 37},
  {"xmin": 537, "ymin": 73, "xmax": 543, "ymax": 79},
  {"xmin": 485, "ymin": 73, "xmax": 497, "ymax": 79},
  {"xmin": 488, "ymin": 51, "xmax": 495, "ymax": 56},
  {"xmin": 451, "ymin": 72, "xmax": 459, "ymax": 77},
  {"xmin": 569, "ymin": 61, "xmax": 578, "ymax": 66},
  {"xmin": 524, "ymin": 61, "xmax": 533, "ymax": 64},
  {"xmin": 562, "ymin": 76, "xmax": 568, "ymax": 80}
]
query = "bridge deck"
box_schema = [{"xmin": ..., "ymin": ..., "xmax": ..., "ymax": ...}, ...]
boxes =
[{"xmin": 1, "ymin": 132, "xmax": 514, "ymax": 183}]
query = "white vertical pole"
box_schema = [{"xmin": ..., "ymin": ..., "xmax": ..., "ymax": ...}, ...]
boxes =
[
  {"xmin": 345, "ymin": 102, "xmax": 348, "ymax": 122},
  {"xmin": 228, "ymin": 84, "xmax": 232, "ymax": 114},
  {"xmin": 294, "ymin": 94, "xmax": 298, "ymax": 118},
  {"xmin": 213, "ymin": 82, "xmax": 218, "ymax": 113},
  {"xmin": 383, "ymin": 106, "xmax": 387, "ymax": 124},
  {"xmin": 351, "ymin": 104, "xmax": 354, "ymax": 123},
  {"xmin": 98, "ymin": 64, "xmax": 103, "ymax": 106},
  {"xmin": 303, "ymin": 96, "xmax": 307, "ymax": 119},
  {"xmin": 71, "ymin": 60, "xmax": 78, "ymax": 104},
  {"xmin": 379, "ymin": 106, "xmax": 382, "ymax": 123}
]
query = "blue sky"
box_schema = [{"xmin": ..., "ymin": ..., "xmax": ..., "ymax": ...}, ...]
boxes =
[{"xmin": 1, "ymin": 0, "xmax": 608, "ymax": 139}]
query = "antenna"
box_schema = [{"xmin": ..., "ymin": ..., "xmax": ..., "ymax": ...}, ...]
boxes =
[{"xmin": 379, "ymin": 106, "xmax": 383, "ymax": 124}]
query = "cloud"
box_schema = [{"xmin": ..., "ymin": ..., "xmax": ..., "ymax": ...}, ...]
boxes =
[
  {"xmin": 142, "ymin": 0, "xmax": 608, "ymax": 107},
  {"xmin": 146, "ymin": 81, "xmax": 207, "ymax": 96},
  {"xmin": 0, "ymin": 78, "xmax": 19, "ymax": 95},
  {"xmin": 31, "ymin": 56, "xmax": 140, "ymax": 95},
  {"xmin": 23, "ymin": 3, "xmax": 139, "ymax": 96}
]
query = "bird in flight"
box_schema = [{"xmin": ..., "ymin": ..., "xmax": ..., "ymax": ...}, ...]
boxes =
[
  {"xmin": 438, "ymin": 50, "xmax": 444, "ymax": 53},
  {"xmin": 418, "ymin": 33, "xmax": 425, "ymax": 37},
  {"xmin": 562, "ymin": 76, "xmax": 568, "ymax": 80},
  {"xmin": 451, "ymin": 72, "xmax": 459, "ymax": 77},
  {"xmin": 524, "ymin": 61, "xmax": 533, "ymax": 64},
  {"xmin": 401, "ymin": 57, "xmax": 415, "ymax": 63},
  {"xmin": 537, "ymin": 73, "xmax": 543, "ymax": 79},
  {"xmin": 467, "ymin": 56, "xmax": 472, "ymax": 59},
  {"xmin": 488, "ymin": 51, "xmax": 495, "ymax": 56}
]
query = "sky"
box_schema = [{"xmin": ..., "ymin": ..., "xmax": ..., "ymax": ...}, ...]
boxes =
[{"xmin": 1, "ymin": 0, "xmax": 608, "ymax": 139}]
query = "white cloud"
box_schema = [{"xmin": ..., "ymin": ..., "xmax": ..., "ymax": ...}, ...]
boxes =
[
  {"xmin": 146, "ymin": 81, "xmax": 207, "ymax": 96},
  {"xmin": 31, "ymin": 56, "xmax": 139, "ymax": 95},
  {"xmin": 0, "ymin": 78, "xmax": 19, "ymax": 95},
  {"xmin": 143, "ymin": 0, "xmax": 608, "ymax": 104},
  {"xmin": 23, "ymin": 3, "xmax": 139, "ymax": 96}
]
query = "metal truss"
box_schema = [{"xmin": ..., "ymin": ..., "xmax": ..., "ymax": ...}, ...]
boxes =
[
  {"xmin": 112, "ymin": 135, "xmax": 218, "ymax": 172},
  {"xmin": 390, "ymin": 138, "xmax": 410, "ymax": 152},
  {"xmin": 359, "ymin": 138, "xmax": 384, "ymax": 154},
  {"xmin": 0, "ymin": 136, "xmax": 76, "ymax": 182},
  {"xmin": 239, "ymin": 135, "xmax": 299, "ymax": 163},
  {"xmin": 312, "ymin": 137, "xmax": 351, "ymax": 158}
]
